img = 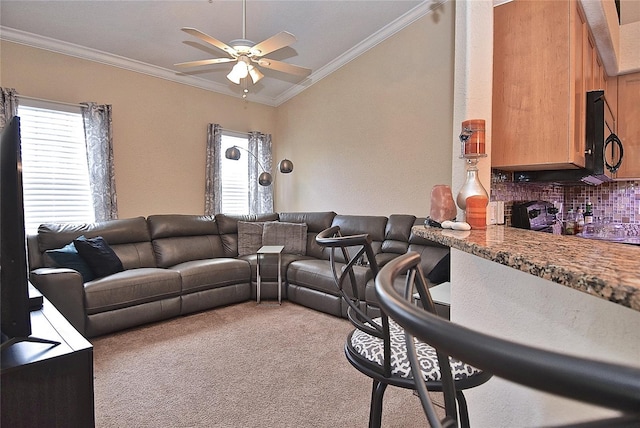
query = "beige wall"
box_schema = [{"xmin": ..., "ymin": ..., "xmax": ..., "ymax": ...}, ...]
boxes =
[
  {"xmin": 0, "ymin": 41, "xmax": 276, "ymax": 218},
  {"xmin": 1, "ymin": 1, "xmax": 454, "ymax": 219},
  {"xmin": 275, "ymin": 3, "xmax": 455, "ymax": 216}
]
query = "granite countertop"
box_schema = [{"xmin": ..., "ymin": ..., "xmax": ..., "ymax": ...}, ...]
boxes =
[{"xmin": 412, "ymin": 225, "xmax": 640, "ymax": 312}]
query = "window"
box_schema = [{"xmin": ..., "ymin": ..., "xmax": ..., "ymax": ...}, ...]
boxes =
[
  {"xmin": 17, "ymin": 101, "xmax": 95, "ymax": 233},
  {"xmin": 220, "ymin": 133, "xmax": 249, "ymax": 215}
]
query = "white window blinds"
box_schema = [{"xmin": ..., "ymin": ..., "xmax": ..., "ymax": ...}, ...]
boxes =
[
  {"xmin": 17, "ymin": 102, "xmax": 95, "ymax": 234},
  {"xmin": 220, "ymin": 134, "xmax": 249, "ymax": 215}
]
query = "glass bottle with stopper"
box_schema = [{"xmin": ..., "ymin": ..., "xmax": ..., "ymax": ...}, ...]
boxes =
[{"xmin": 456, "ymin": 119, "xmax": 489, "ymax": 228}]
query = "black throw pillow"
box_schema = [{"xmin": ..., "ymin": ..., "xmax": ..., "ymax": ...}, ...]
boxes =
[
  {"xmin": 73, "ymin": 235, "xmax": 124, "ymax": 279},
  {"xmin": 44, "ymin": 242, "xmax": 96, "ymax": 283}
]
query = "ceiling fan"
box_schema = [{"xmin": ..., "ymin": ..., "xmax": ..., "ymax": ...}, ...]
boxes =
[{"xmin": 175, "ymin": 0, "xmax": 312, "ymax": 87}]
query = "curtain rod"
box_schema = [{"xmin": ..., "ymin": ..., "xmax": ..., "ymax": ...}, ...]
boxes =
[{"xmin": 17, "ymin": 94, "xmax": 85, "ymax": 109}]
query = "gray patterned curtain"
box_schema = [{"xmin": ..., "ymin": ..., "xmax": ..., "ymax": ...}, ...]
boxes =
[
  {"xmin": 0, "ymin": 87, "xmax": 19, "ymax": 129},
  {"xmin": 81, "ymin": 102, "xmax": 118, "ymax": 221},
  {"xmin": 206, "ymin": 126, "xmax": 274, "ymax": 215},
  {"xmin": 248, "ymin": 132, "xmax": 274, "ymax": 215},
  {"xmin": 205, "ymin": 123, "xmax": 222, "ymax": 215}
]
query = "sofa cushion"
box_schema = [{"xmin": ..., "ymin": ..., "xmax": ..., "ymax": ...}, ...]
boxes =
[
  {"xmin": 215, "ymin": 213, "xmax": 280, "ymax": 234},
  {"xmin": 109, "ymin": 242, "xmax": 158, "ymax": 270},
  {"xmin": 262, "ymin": 221, "xmax": 308, "ymax": 255},
  {"xmin": 215, "ymin": 213, "xmax": 280, "ymax": 257},
  {"xmin": 34, "ymin": 217, "xmax": 155, "ymax": 271},
  {"xmin": 153, "ymin": 236, "xmax": 225, "ymax": 268},
  {"xmin": 375, "ymin": 252, "xmax": 401, "ymax": 268},
  {"xmin": 84, "ymin": 268, "xmax": 182, "ymax": 315},
  {"xmin": 38, "ymin": 217, "xmax": 150, "ymax": 251},
  {"xmin": 287, "ymin": 259, "xmax": 372, "ymax": 300},
  {"xmin": 278, "ymin": 212, "xmax": 337, "ymax": 260},
  {"xmin": 278, "ymin": 212, "xmax": 337, "ymax": 233},
  {"xmin": 74, "ymin": 235, "xmax": 124, "ymax": 279},
  {"xmin": 237, "ymin": 221, "xmax": 265, "ymax": 257},
  {"xmin": 147, "ymin": 214, "xmax": 218, "ymax": 239},
  {"xmin": 381, "ymin": 214, "xmax": 415, "ymax": 254},
  {"xmin": 330, "ymin": 215, "xmax": 388, "ymax": 257},
  {"xmin": 171, "ymin": 258, "xmax": 251, "ymax": 293},
  {"xmin": 364, "ymin": 275, "xmax": 407, "ymax": 307},
  {"xmin": 44, "ymin": 242, "xmax": 95, "ymax": 282}
]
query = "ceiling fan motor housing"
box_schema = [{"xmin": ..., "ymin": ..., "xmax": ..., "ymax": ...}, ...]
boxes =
[{"xmin": 229, "ymin": 38, "xmax": 257, "ymax": 55}]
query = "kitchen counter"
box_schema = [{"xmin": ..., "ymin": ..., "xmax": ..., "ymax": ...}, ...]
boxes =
[
  {"xmin": 412, "ymin": 225, "xmax": 640, "ymax": 312},
  {"xmin": 413, "ymin": 224, "xmax": 640, "ymax": 426}
]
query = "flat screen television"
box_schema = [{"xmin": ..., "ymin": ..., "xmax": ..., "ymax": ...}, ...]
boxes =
[{"xmin": 0, "ymin": 116, "xmax": 32, "ymax": 343}]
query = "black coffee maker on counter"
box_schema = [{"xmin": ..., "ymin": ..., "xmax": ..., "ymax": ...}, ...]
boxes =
[{"xmin": 511, "ymin": 201, "xmax": 559, "ymax": 233}]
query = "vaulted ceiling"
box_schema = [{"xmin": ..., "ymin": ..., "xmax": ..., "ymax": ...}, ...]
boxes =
[{"xmin": 0, "ymin": 0, "xmax": 440, "ymax": 106}]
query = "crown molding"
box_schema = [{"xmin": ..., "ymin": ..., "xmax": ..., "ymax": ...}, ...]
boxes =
[
  {"xmin": 0, "ymin": 0, "xmax": 440, "ymax": 107},
  {"xmin": 274, "ymin": 0, "xmax": 446, "ymax": 106},
  {"xmin": 0, "ymin": 26, "xmax": 277, "ymax": 106}
]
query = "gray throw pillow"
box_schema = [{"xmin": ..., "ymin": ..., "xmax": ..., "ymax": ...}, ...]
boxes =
[
  {"xmin": 262, "ymin": 222, "xmax": 308, "ymax": 255},
  {"xmin": 237, "ymin": 221, "xmax": 265, "ymax": 256}
]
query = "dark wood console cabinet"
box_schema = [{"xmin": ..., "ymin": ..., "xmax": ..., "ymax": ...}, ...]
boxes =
[{"xmin": 1, "ymin": 295, "xmax": 94, "ymax": 427}]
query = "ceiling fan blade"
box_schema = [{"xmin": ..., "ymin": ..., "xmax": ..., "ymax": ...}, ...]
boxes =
[
  {"xmin": 174, "ymin": 58, "xmax": 236, "ymax": 68},
  {"xmin": 181, "ymin": 27, "xmax": 237, "ymax": 56},
  {"xmin": 257, "ymin": 58, "xmax": 312, "ymax": 77},
  {"xmin": 250, "ymin": 31, "xmax": 297, "ymax": 57}
]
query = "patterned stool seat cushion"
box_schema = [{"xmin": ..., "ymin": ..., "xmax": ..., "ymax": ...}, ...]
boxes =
[{"xmin": 350, "ymin": 317, "xmax": 482, "ymax": 381}]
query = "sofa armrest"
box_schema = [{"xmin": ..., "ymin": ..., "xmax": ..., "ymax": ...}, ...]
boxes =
[{"xmin": 29, "ymin": 267, "xmax": 87, "ymax": 335}]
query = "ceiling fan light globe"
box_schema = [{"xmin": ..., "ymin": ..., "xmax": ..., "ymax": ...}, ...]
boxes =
[
  {"xmin": 258, "ymin": 172, "xmax": 273, "ymax": 186},
  {"xmin": 227, "ymin": 60, "xmax": 249, "ymax": 84},
  {"xmin": 227, "ymin": 69, "xmax": 241, "ymax": 84},
  {"xmin": 234, "ymin": 61, "xmax": 249, "ymax": 78},
  {"xmin": 248, "ymin": 65, "xmax": 264, "ymax": 84}
]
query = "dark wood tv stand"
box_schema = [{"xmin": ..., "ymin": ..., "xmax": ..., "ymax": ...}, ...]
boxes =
[{"xmin": 1, "ymin": 294, "xmax": 94, "ymax": 427}]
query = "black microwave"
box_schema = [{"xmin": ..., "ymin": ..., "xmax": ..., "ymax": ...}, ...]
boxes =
[{"xmin": 586, "ymin": 90, "xmax": 623, "ymax": 177}]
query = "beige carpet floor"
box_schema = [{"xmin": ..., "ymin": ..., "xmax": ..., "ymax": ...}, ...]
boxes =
[{"xmin": 92, "ymin": 301, "xmax": 442, "ymax": 427}]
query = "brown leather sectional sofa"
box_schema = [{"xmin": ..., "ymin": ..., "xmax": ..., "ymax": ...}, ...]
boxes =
[{"xmin": 27, "ymin": 212, "xmax": 449, "ymax": 337}]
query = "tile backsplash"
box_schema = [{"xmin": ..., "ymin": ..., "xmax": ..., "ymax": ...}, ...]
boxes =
[
  {"xmin": 491, "ymin": 179, "xmax": 640, "ymax": 226},
  {"xmin": 564, "ymin": 181, "xmax": 640, "ymax": 224}
]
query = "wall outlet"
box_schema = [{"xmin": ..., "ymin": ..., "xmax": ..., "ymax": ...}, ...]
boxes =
[{"xmin": 488, "ymin": 201, "xmax": 505, "ymax": 225}]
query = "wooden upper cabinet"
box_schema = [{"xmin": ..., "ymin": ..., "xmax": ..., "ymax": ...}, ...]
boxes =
[
  {"xmin": 605, "ymin": 74, "xmax": 618, "ymax": 124},
  {"xmin": 492, "ymin": 0, "xmax": 597, "ymax": 171},
  {"xmin": 585, "ymin": 33, "xmax": 596, "ymax": 91},
  {"xmin": 615, "ymin": 72, "xmax": 640, "ymax": 179}
]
